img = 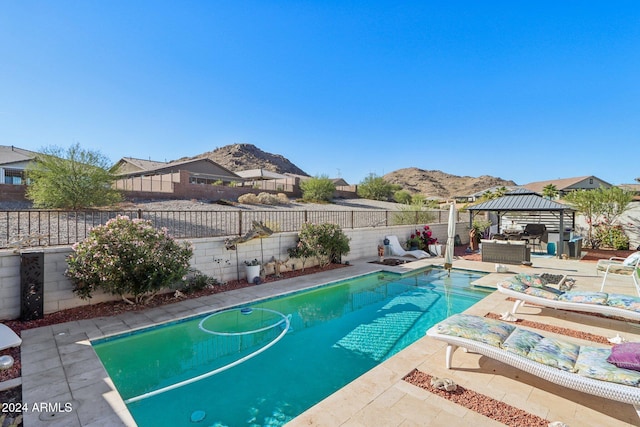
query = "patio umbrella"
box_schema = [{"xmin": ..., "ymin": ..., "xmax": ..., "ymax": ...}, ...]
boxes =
[{"xmin": 444, "ymin": 202, "xmax": 456, "ymax": 276}]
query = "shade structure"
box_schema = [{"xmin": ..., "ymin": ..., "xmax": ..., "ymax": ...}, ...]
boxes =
[{"xmin": 444, "ymin": 202, "xmax": 456, "ymax": 274}]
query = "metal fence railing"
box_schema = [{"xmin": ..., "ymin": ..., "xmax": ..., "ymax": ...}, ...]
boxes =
[{"xmin": 1, "ymin": 208, "xmax": 468, "ymax": 250}]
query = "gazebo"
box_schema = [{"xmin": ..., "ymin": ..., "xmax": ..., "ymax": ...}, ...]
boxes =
[{"xmin": 467, "ymin": 189, "xmax": 576, "ymax": 257}]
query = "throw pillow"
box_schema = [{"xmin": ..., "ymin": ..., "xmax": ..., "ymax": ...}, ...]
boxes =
[{"xmin": 607, "ymin": 342, "xmax": 640, "ymax": 371}]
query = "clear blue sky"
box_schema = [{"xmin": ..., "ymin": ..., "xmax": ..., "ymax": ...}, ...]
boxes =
[{"xmin": 1, "ymin": 1, "xmax": 638, "ymax": 186}]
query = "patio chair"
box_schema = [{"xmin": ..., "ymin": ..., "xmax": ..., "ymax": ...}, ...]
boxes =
[
  {"xmin": 0, "ymin": 323, "xmax": 21, "ymax": 351},
  {"xmin": 497, "ymin": 273, "xmax": 640, "ymax": 321},
  {"xmin": 384, "ymin": 235, "xmax": 430, "ymax": 259},
  {"xmin": 427, "ymin": 314, "xmax": 640, "ymax": 419},
  {"xmin": 597, "ymin": 252, "xmax": 640, "ymax": 296}
]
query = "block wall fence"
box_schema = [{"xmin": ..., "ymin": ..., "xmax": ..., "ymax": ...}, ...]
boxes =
[{"xmin": 0, "ymin": 223, "xmax": 469, "ymax": 320}]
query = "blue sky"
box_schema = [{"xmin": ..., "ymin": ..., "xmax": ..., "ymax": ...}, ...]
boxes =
[{"xmin": 1, "ymin": 1, "xmax": 639, "ymax": 186}]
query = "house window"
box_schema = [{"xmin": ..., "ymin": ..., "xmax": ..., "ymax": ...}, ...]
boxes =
[
  {"xmin": 3, "ymin": 168, "xmax": 24, "ymax": 185},
  {"xmin": 589, "ymin": 178, "xmax": 593, "ymax": 184}
]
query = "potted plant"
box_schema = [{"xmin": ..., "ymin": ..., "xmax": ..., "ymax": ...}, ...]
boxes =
[
  {"xmin": 405, "ymin": 235, "xmax": 423, "ymax": 251},
  {"xmin": 243, "ymin": 259, "xmax": 261, "ymax": 284}
]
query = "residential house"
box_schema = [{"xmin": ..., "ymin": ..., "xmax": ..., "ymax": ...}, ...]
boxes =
[
  {"xmin": 523, "ymin": 176, "xmax": 612, "ymax": 197},
  {"xmin": 0, "ymin": 145, "xmax": 38, "ymax": 185}
]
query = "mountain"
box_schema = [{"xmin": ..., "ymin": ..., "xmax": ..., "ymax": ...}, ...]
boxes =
[
  {"xmin": 190, "ymin": 143, "xmax": 309, "ymax": 176},
  {"xmin": 383, "ymin": 167, "xmax": 517, "ymax": 199},
  {"xmin": 180, "ymin": 144, "xmax": 515, "ymax": 199}
]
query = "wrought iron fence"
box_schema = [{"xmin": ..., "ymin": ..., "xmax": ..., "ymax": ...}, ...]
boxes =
[{"xmin": 0, "ymin": 208, "xmax": 467, "ymax": 250}]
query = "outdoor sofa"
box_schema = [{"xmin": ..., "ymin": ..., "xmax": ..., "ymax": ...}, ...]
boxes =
[
  {"xmin": 427, "ymin": 314, "xmax": 640, "ymax": 418},
  {"xmin": 480, "ymin": 239, "xmax": 531, "ymax": 265},
  {"xmin": 497, "ymin": 273, "xmax": 640, "ymax": 322}
]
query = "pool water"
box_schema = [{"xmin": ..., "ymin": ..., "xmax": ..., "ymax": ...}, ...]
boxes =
[{"xmin": 93, "ymin": 268, "xmax": 489, "ymax": 426}]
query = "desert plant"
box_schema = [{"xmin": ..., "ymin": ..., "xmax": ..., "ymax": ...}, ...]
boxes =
[
  {"xmin": 391, "ymin": 203, "xmax": 437, "ymax": 225},
  {"xmin": 594, "ymin": 224, "xmax": 630, "ymax": 250},
  {"xmin": 394, "ymin": 189, "xmax": 412, "ymax": 204},
  {"xmin": 66, "ymin": 215, "xmax": 193, "ymax": 304},
  {"xmin": 564, "ymin": 186, "xmax": 633, "ymax": 248},
  {"xmin": 276, "ymin": 193, "xmax": 289, "ymax": 204},
  {"xmin": 287, "ymin": 240, "xmax": 316, "ymax": 271},
  {"xmin": 238, "ymin": 193, "xmax": 260, "ymax": 204},
  {"xmin": 297, "ymin": 222, "xmax": 350, "ymax": 267},
  {"xmin": 257, "ymin": 192, "xmax": 280, "ymax": 205},
  {"xmin": 181, "ymin": 269, "xmax": 219, "ymax": 293},
  {"xmin": 300, "ymin": 175, "xmax": 335, "ymax": 202},
  {"xmin": 25, "ymin": 143, "xmax": 122, "ymax": 209},
  {"xmin": 357, "ymin": 173, "xmax": 400, "ymax": 201}
]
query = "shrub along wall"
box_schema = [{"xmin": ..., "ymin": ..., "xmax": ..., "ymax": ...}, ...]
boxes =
[{"xmin": 0, "ymin": 223, "xmax": 467, "ymax": 320}]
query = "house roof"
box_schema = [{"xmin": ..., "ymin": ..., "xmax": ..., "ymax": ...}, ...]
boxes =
[
  {"xmin": 114, "ymin": 157, "xmax": 169, "ymax": 172},
  {"xmin": 468, "ymin": 189, "xmax": 573, "ymax": 212},
  {"xmin": 115, "ymin": 157, "xmax": 242, "ymax": 180},
  {"xmin": 0, "ymin": 145, "xmax": 38, "ymax": 167},
  {"xmin": 523, "ymin": 175, "xmax": 611, "ymax": 193},
  {"xmin": 235, "ymin": 168, "xmax": 289, "ymax": 180}
]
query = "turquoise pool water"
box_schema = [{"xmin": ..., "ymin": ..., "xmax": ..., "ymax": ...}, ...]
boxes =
[{"xmin": 93, "ymin": 267, "xmax": 489, "ymax": 426}]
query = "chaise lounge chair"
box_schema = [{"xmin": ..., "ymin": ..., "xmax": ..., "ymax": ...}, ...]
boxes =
[
  {"xmin": 385, "ymin": 235, "xmax": 430, "ymax": 259},
  {"xmin": 496, "ymin": 273, "xmax": 640, "ymax": 321},
  {"xmin": 427, "ymin": 314, "xmax": 640, "ymax": 418},
  {"xmin": 597, "ymin": 252, "xmax": 640, "ymax": 296},
  {"xmin": 0, "ymin": 324, "xmax": 21, "ymax": 351}
]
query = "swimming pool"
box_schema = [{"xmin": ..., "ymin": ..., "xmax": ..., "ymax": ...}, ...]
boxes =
[{"xmin": 93, "ymin": 267, "xmax": 489, "ymax": 426}]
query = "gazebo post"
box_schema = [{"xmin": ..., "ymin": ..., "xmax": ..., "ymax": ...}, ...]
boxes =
[{"xmin": 557, "ymin": 212, "xmax": 565, "ymax": 258}]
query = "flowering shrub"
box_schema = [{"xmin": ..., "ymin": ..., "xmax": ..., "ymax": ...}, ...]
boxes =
[
  {"xmin": 295, "ymin": 222, "xmax": 350, "ymax": 267},
  {"xmin": 66, "ymin": 215, "xmax": 193, "ymax": 304},
  {"xmin": 407, "ymin": 225, "xmax": 437, "ymax": 249}
]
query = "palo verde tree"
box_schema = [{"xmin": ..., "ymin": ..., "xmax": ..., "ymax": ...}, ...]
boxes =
[
  {"xmin": 563, "ymin": 186, "xmax": 633, "ymax": 248},
  {"xmin": 300, "ymin": 175, "xmax": 335, "ymax": 202},
  {"xmin": 26, "ymin": 143, "xmax": 122, "ymax": 209},
  {"xmin": 357, "ymin": 173, "xmax": 400, "ymax": 201}
]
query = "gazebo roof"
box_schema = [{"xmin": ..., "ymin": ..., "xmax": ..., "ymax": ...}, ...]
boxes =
[{"xmin": 468, "ymin": 190, "xmax": 573, "ymax": 212}]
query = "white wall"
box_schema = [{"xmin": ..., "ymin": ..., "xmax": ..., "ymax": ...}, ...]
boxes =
[{"xmin": 0, "ymin": 223, "xmax": 469, "ymax": 320}]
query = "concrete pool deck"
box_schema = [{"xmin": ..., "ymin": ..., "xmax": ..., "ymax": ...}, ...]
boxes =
[{"xmin": 15, "ymin": 255, "xmax": 640, "ymax": 426}]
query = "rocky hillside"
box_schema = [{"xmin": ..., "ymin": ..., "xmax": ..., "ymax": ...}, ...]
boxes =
[
  {"xmin": 191, "ymin": 143, "xmax": 309, "ymax": 176},
  {"xmin": 384, "ymin": 168, "xmax": 516, "ymax": 199},
  {"xmin": 181, "ymin": 144, "xmax": 515, "ymax": 199}
]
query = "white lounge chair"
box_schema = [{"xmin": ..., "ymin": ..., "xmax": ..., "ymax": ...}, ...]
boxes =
[
  {"xmin": 496, "ymin": 273, "xmax": 640, "ymax": 322},
  {"xmin": 597, "ymin": 252, "xmax": 640, "ymax": 296},
  {"xmin": 427, "ymin": 314, "xmax": 640, "ymax": 419},
  {"xmin": 384, "ymin": 235, "xmax": 430, "ymax": 259},
  {"xmin": 0, "ymin": 324, "xmax": 21, "ymax": 351}
]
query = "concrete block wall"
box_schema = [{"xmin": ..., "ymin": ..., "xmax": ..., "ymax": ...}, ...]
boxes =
[{"xmin": 0, "ymin": 222, "xmax": 469, "ymax": 320}]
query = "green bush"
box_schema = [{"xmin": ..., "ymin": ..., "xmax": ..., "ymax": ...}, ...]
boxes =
[
  {"xmin": 300, "ymin": 175, "xmax": 335, "ymax": 202},
  {"xmin": 394, "ymin": 190, "xmax": 412, "ymax": 204},
  {"xmin": 357, "ymin": 173, "xmax": 400, "ymax": 201},
  {"xmin": 181, "ymin": 269, "xmax": 219, "ymax": 294},
  {"xmin": 66, "ymin": 215, "xmax": 193, "ymax": 304},
  {"xmin": 594, "ymin": 224, "xmax": 629, "ymax": 250}
]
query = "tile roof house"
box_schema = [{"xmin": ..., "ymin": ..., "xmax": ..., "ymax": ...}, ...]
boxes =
[
  {"xmin": 113, "ymin": 157, "xmax": 243, "ymax": 184},
  {"xmin": 523, "ymin": 176, "xmax": 612, "ymax": 196}
]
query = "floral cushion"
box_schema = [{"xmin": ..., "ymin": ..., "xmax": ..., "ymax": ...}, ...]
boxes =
[
  {"xmin": 576, "ymin": 346, "xmax": 640, "ymax": 386},
  {"xmin": 524, "ymin": 287, "xmax": 562, "ymax": 300},
  {"xmin": 527, "ymin": 337, "xmax": 579, "ymax": 371},
  {"xmin": 514, "ymin": 273, "xmax": 545, "ymax": 288},
  {"xmin": 606, "ymin": 294, "xmax": 640, "ymax": 313},
  {"xmin": 557, "ymin": 291, "xmax": 608, "ymax": 305},
  {"xmin": 434, "ymin": 314, "xmax": 515, "ymax": 347},
  {"xmin": 498, "ymin": 280, "xmax": 528, "ymax": 293},
  {"xmin": 607, "ymin": 342, "xmax": 640, "ymax": 371},
  {"xmin": 502, "ymin": 328, "xmax": 544, "ymax": 357}
]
